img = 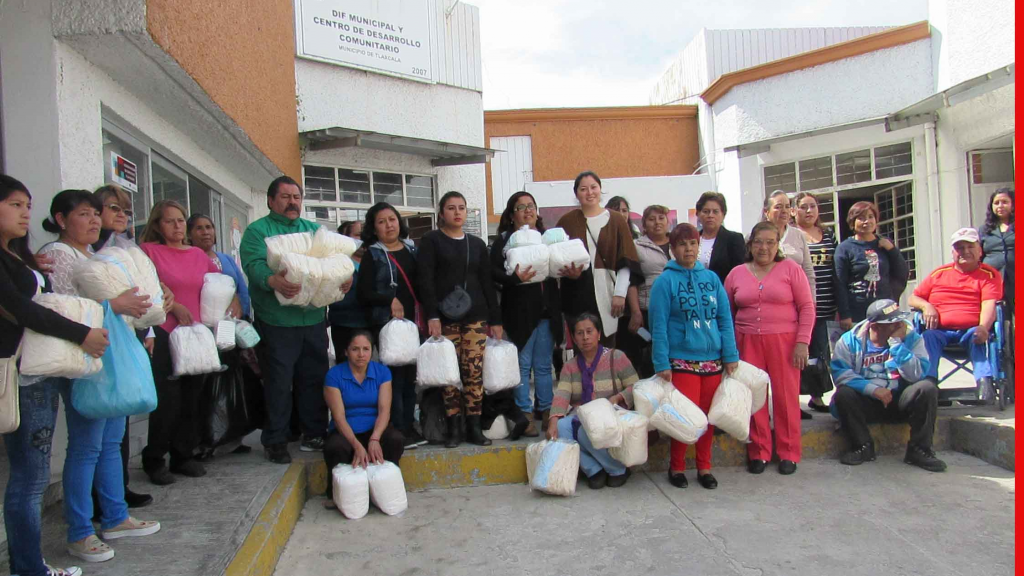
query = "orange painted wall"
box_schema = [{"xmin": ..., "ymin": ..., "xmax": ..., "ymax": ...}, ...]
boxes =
[
  {"xmin": 147, "ymin": 0, "xmax": 302, "ymax": 178},
  {"xmin": 484, "ymin": 106, "xmax": 699, "ymax": 221}
]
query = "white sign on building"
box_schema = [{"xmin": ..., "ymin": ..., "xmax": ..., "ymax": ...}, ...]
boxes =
[{"xmin": 295, "ymin": 0, "xmax": 433, "ymax": 83}]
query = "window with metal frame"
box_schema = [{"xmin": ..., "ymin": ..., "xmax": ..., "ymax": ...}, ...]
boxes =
[
  {"xmin": 875, "ymin": 182, "xmax": 916, "ymax": 281},
  {"xmin": 763, "ymin": 162, "xmax": 797, "ymax": 195},
  {"xmin": 835, "ymin": 149, "xmax": 872, "ymax": 186},
  {"xmin": 798, "ymin": 156, "xmax": 834, "ymax": 191},
  {"xmin": 873, "ymin": 142, "xmax": 913, "ymax": 180},
  {"xmin": 301, "ymin": 165, "xmax": 437, "ymax": 210}
]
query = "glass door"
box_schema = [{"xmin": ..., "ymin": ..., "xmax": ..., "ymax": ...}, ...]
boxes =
[{"xmin": 151, "ymin": 154, "xmax": 189, "ymax": 210}]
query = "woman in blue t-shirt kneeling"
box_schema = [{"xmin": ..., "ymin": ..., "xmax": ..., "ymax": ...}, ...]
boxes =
[{"xmin": 323, "ymin": 330, "xmax": 405, "ymax": 484}]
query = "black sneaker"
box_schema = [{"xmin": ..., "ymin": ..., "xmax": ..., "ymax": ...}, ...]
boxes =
[
  {"xmin": 265, "ymin": 443, "xmax": 292, "ymax": 464},
  {"xmin": 586, "ymin": 470, "xmax": 607, "ymax": 489},
  {"xmin": 300, "ymin": 436, "xmax": 325, "ymax": 452},
  {"xmin": 606, "ymin": 468, "xmax": 631, "ymax": 488},
  {"xmin": 904, "ymin": 444, "xmax": 947, "ymax": 472},
  {"xmin": 778, "ymin": 460, "xmax": 797, "ymax": 475},
  {"xmin": 840, "ymin": 441, "xmax": 877, "ymax": 466},
  {"xmin": 747, "ymin": 459, "xmax": 767, "ymax": 474}
]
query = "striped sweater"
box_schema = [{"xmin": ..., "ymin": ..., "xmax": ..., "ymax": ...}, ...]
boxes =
[{"xmin": 551, "ymin": 348, "xmax": 639, "ymax": 418}]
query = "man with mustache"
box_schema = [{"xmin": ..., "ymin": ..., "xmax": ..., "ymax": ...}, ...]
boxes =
[
  {"xmin": 908, "ymin": 227, "xmax": 1003, "ymax": 404},
  {"xmin": 240, "ymin": 176, "xmax": 329, "ymax": 463}
]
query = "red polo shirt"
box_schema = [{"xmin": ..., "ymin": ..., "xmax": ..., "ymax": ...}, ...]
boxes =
[{"xmin": 913, "ymin": 263, "xmax": 1003, "ymax": 329}]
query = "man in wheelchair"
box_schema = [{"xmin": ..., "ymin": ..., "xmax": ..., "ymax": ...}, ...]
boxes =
[
  {"xmin": 830, "ymin": 299, "xmax": 945, "ymax": 472},
  {"xmin": 908, "ymin": 227, "xmax": 1003, "ymax": 404}
]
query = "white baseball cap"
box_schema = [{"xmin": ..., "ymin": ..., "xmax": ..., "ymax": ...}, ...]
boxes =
[{"xmin": 950, "ymin": 227, "xmax": 980, "ymax": 246}]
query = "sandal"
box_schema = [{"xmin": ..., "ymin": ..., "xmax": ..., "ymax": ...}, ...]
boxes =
[{"xmin": 67, "ymin": 535, "xmax": 114, "ymax": 563}]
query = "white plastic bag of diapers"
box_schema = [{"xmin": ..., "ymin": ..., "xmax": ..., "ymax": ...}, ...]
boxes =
[
  {"xmin": 507, "ymin": 225, "xmax": 542, "ymax": 249},
  {"xmin": 265, "ymin": 232, "xmax": 313, "ymax": 272},
  {"xmin": 274, "ymin": 252, "xmax": 323, "ymax": 307},
  {"xmin": 168, "ymin": 324, "xmax": 225, "ymax": 378},
  {"xmin": 379, "ymin": 318, "xmax": 420, "ymax": 366},
  {"xmin": 608, "ymin": 409, "xmax": 649, "ymax": 467},
  {"xmin": 73, "ymin": 246, "xmax": 166, "ymax": 329},
  {"xmin": 541, "ymin": 227, "xmax": 569, "ymax": 245},
  {"xmin": 504, "ymin": 244, "xmax": 549, "ymax": 284},
  {"xmin": 366, "ymin": 461, "xmax": 408, "ymax": 516},
  {"xmin": 576, "ymin": 398, "xmax": 622, "ymax": 449},
  {"xmin": 548, "ymin": 238, "xmax": 591, "ymax": 278},
  {"xmin": 332, "ymin": 464, "xmax": 369, "ymax": 520},
  {"xmin": 200, "ymin": 273, "xmax": 236, "ymax": 327},
  {"xmin": 309, "ymin": 226, "xmax": 358, "ymax": 259},
  {"xmin": 707, "ymin": 377, "xmax": 753, "ymax": 442},
  {"xmin": 632, "ymin": 376, "xmax": 668, "ymax": 420},
  {"xmin": 215, "ymin": 320, "xmax": 236, "ymax": 351},
  {"xmin": 526, "ymin": 439, "xmax": 580, "ymax": 497},
  {"xmin": 730, "ymin": 360, "xmax": 770, "ymax": 413},
  {"xmin": 20, "ymin": 294, "xmax": 105, "ymax": 379},
  {"xmin": 234, "ymin": 320, "xmax": 261, "ymax": 349},
  {"xmin": 482, "ymin": 337, "xmax": 520, "ymax": 395},
  {"xmin": 416, "ymin": 336, "xmax": 461, "ymax": 388},
  {"xmin": 309, "ymin": 253, "xmax": 356, "ymax": 308},
  {"xmin": 483, "ymin": 415, "xmax": 510, "ymax": 440},
  {"xmin": 649, "ymin": 387, "xmax": 708, "ymax": 444}
]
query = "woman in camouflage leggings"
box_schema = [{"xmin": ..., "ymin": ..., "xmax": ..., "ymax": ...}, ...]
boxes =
[{"xmin": 418, "ymin": 191, "xmax": 503, "ymax": 448}]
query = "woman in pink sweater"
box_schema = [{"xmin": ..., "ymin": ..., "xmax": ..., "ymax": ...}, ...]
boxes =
[
  {"xmin": 724, "ymin": 222, "xmax": 815, "ymax": 475},
  {"xmin": 138, "ymin": 200, "xmax": 225, "ymax": 486}
]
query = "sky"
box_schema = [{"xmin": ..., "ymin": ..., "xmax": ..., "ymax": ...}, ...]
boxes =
[{"xmin": 471, "ymin": 0, "xmax": 929, "ymax": 110}]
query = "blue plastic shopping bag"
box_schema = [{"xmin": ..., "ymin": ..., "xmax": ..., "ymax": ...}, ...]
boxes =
[{"xmin": 72, "ymin": 301, "xmax": 157, "ymax": 419}]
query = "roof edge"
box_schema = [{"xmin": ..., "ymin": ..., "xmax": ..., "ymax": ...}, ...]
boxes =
[
  {"xmin": 701, "ymin": 20, "xmax": 931, "ymax": 105},
  {"xmin": 484, "ymin": 105, "xmax": 697, "ymax": 123}
]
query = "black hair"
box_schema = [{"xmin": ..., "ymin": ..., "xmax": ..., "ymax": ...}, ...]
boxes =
[
  {"xmin": 982, "ymin": 187, "xmax": 1014, "ymax": 234},
  {"xmin": 437, "ymin": 191, "xmax": 467, "ymax": 227},
  {"xmin": 605, "ymin": 195, "xmax": 630, "ymax": 213},
  {"xmin": 361, "ymin": 202, "xmax": 410, "ymax": 246},
  {"xmin": 342, "ymin": 328, "xmax": 375, "ymax": 352},
  {"xmin": 570, "ymin": 312, "xmax": 604, "ymax": 355},
  {"xmin": 696, "ymin": 191, "xmax": 728, "ymax": 215},
  {"xmin": 186, "ymin": 213, "xmax": 216, "ymax": 247},
  {"xmin": 41, "ymin": 189, "xmax": 102, "ymax": 234},
  {"xmin": 267, "ymin": 176, "xmax": 301, "ymax": 201},
  {"xmin": 573, "ymin": 171, "xmax": 601, "ymax": 193},
  {"xmin": 0, "ymin": 174, "xmax": 39, "ymax": 270},
  {"xmin": 338, "ymin": 221, "xmax": 351, "ymax": 235},
  {"xmin": 497, "ymin": 191, "xmax": 546, "ymax": 236}
]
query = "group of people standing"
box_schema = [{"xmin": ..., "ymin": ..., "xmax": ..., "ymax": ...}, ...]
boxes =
[{"xmin": 2, "ymin": 162, "xmax": 1014, "ymax": 574}]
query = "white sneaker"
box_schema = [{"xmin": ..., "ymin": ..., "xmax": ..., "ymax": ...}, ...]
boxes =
[
  {"xmin": 67, "ymin": 534, "xmax": 114, "ymax": 563},
  {"xmin": 45, "ymin": 562, "xmax": 83, "ymax": 576},
  {"xmin": 100, "ymin": 516, "xmax": 161, "ymax": 540}
]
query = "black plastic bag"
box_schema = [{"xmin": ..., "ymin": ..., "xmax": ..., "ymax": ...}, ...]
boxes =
[
  {"xmin": 419, "ymin": 388, "xmax": 448, "ymax": 445},
  {"xmin": 200, "ymin": 349, "xmax": 265, "ymax": 448}
]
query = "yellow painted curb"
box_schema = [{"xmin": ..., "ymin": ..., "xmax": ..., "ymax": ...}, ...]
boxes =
[{"xmin": 225, "ymin": 462, "xmax": 307, "ymax": 576}]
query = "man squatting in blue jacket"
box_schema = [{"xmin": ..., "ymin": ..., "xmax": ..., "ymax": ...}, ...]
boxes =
[{"xmin": 829, "ymin": 299, "xmax": 947, "ymax": 472}]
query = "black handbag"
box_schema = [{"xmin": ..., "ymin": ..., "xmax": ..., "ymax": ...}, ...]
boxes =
[{"xmin": 438, "ymin": 237, "xmax": 473, "ymax": 320}]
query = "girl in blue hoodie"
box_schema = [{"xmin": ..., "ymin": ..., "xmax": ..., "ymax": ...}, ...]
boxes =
[{"xmin": 650, "ymin": 223, "xmax": 739, "ymax": 490}]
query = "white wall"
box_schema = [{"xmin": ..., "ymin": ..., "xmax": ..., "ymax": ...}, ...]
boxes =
[
  {"xmin": 296, "ymin": 59, "xmax": 484, "ymax": 147},
  {"xmin": 526, "ymin": 174, "xmax": 713, "ymax": 222},
  {"xmin": 711, "ymin": 39, "xmax": 934, "ymax": 152},
  {"xmin": 930, "ymin": 0, "xmax": 1015, "ymax": 91}
]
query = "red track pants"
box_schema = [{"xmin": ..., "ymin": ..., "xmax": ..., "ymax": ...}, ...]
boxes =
[
  {"xmin": 669, "ymin": 371, "xmax": 722, "ymax": 472},
  {"xmin": 736, "ymin": 331, "xmax": 802, "ymax": 463}
]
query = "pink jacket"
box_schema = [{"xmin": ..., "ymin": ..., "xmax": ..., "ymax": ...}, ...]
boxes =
[{"xmin": 724, "ymin": 259, "xmax": 815, "ymax": 344}]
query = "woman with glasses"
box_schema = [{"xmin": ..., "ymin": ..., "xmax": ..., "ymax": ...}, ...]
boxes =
[
  {"xmin": 725, "ymin": 222, "xmax": 815, "ymax": 476},
  {"xmin": 794, "ymin": 192, "xmax": 838, "ymax": 415},
  {"xmin": 696, "ymin": 192, "xmax": 746, "ymax": 285},
  {"xmin": 490, "ymin": 191, "xmax": 562, "ymax": 437}
]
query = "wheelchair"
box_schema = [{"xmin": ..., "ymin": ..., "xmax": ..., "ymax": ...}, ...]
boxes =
[{"xmin": 912, "ymin": 301, "xmax": 1015, "ymax": 410}]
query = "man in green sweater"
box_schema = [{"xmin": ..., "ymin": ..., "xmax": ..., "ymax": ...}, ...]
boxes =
[{"xmin": 240, "ymin": 176, "xmax": 328, "ymax": 464}]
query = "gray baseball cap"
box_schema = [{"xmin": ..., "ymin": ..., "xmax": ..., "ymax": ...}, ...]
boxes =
[{"xmin": 866, "ymin": 299, "xmax": 908, "ymax": 324}]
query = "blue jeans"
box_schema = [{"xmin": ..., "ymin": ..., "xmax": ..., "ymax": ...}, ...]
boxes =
[
  {"xmin": 62, "ymin": 389, "xmax": 128, "ymax": 543},
  {"xmin": 4, "ymin": 378, "xmax": 66, "ymax": 576},
  {"xmin": 556, "ymin": 416, "xmax": 626, "ymax": 477},
  {"xmin": 921, "ymin": 328, "xmax": 991, "ymax": 382},
  {"xmin": 513, "ymin": 320, "xmax": 555, "ymax": 414}
]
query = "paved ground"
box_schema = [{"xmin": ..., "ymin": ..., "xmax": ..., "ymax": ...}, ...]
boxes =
[{"xmin": 275, "ymin": 451, "xmax": 1014, "ymax": 576}]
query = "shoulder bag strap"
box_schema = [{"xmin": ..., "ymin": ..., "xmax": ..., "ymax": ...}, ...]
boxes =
[
  {"xmin": 463, "ymin": 237, "xmax": 470, "ymax": 289},
  {"xmin": 586, "ymin": 223, "xmax": 618, "ymax": 286},
  {"xmin": 387, "ymin": 252, "xmax": 419, "ymax": 305}
]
